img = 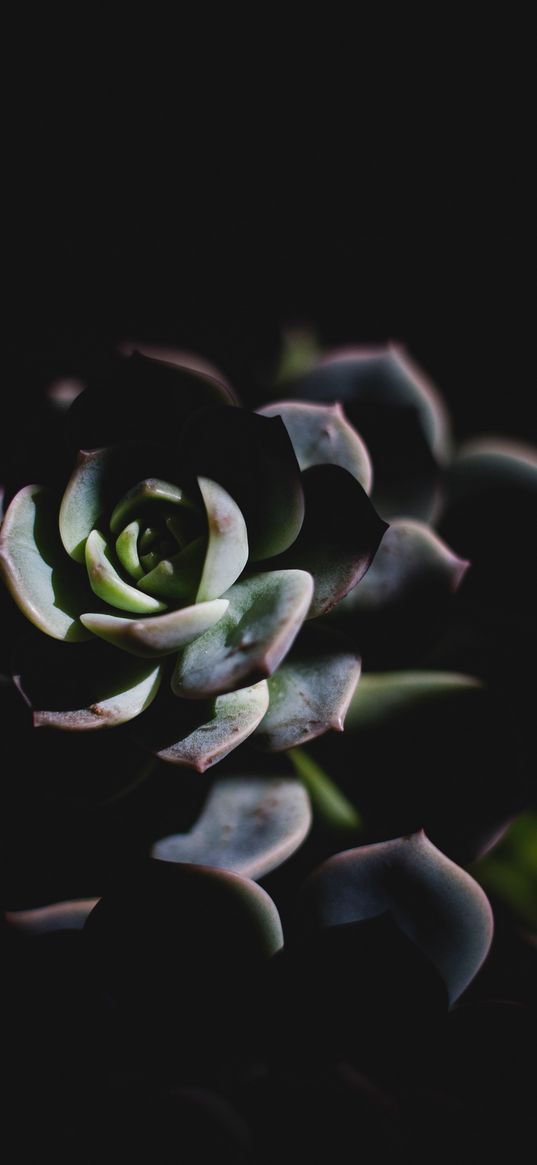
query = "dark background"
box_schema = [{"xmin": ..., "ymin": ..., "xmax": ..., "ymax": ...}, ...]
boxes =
[{"xmin": 6, "ymin": 221, "xmax": 535, "ymax": 447}]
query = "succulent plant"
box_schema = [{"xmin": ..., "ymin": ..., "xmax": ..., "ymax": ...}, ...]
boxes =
[{"xmin": 0, "ymin": 350, "xmax": 387, "ymax": 771}]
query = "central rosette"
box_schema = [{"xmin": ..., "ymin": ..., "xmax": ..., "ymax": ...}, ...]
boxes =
[{"xmin": 83, "ymin": 475, "xmax": 246, "ymax": 615}]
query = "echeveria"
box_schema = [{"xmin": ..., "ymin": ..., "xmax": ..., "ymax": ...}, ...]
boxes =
[{"xmin": 0, "ymin": 350, "xmax": 386, "ymax": 770}]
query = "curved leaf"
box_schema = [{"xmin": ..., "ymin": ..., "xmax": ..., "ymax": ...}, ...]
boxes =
[
  {"xmin": 14, "ymin": 631, "xmax": 163, "ymax": 730},
  {"xmin": 171, "ymin": 570, "xmax": 313, "ymax": 699},
  {"xmin": 0, "ymin": 485, "xmax": 92, "ymax": 641},
  {"xmin": 178, "ymin": 406, "xmax": 305, "ymax": 560},
  {"xmin": 137, "ymin": 536, "xmax": 206, "ymax": 603},
  {"xmin": 338, "ymin": 519, "xmax": 469, "ymax": 614},
  {"xmin": 59, "ymin": 447, "xmax": 117, "ymax": 562},
  {"xmin": 195, "ymin": 477, "xmax": 248, "ymax": 601},
  {"xmin": 115, "ymin": 520, "xmax": 144, "ymax": 580},
  {"xmin": 5, "ymin": 899, "xmax": 99, "ymax": 934},
  {"xmin": 267, "ymin": 466, "xmax": 388, "ymax": 619},
  {"xmin": 254, "ymin": 627, "xmax": 361, "ymax": 750},
  {"xmin": 286, "ymin": 345, "xmax": 451, "ymax": 520},
  {"xmin": 65, "ymin": 351, "xmax": 236, "ymax": 451},
  {"xmin": 151, "ymin": 776, "xmax": 311, "ymax": 878},
  {"xmin": 85, "ymin": 530, "xmax": 166, "ymax": 613},
  {"xmin": 110, "ymin": 477, "xmax": 197, "ymax": 535},
  {"xmin": 137, "ymin": 680, "xmax": 270, "ymax": 771},
  {"xmin": 298, "ymin": 832, "xmax": 494, "ymax": 1004},
  {"xmin": 258, "ymin": 400, "xmax": 372, "ymax": 492},
  {"xmin": 80, "ymin": 599, "xmax": 229, "ymax": 657}
]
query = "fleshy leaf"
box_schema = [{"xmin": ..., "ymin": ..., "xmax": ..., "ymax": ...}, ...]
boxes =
[
  {"xmin": 5, "ymin": 899, "xmax": 99, "ymax": 934},
  {"xmin": 85, "ymin": 530, "xmax": 166, "ymax": 613},
  {"xmin": 171, "ymin": 570, "xmax": 313, "ymax": 699},
  {"xmin": 14, "ymin": 632, "xmax": 163, "ymax": 730},
  {"xmin": 178, "ymin": 406, "xmax": 305, "ymax": 560},
  {"xmin": 258, "ymin": 400, "xmax": 372, "ymax": 492},
  {"xmin": 80, "ymin": 599, "xmax": 229, "ymax": 657},
  {"xmin": 286, "ymin": 345, "xmax": 451, "ymax": 520},
  {"xmin": 59, "ymin": 447, "xmax": 117, "ymax": 563},
  {"xmin": 195, "ymin": 477, "xmax": 249, "ymax": 601},
  {"xmin": 298, "ymin": 831, "xmax": 494, "ymax": 1004},
  {"xmin": 290, "ymin": 747, "xmax": 363, "ymax": 834},
  {"xmin": 337, "ymin": 519, "xmax": 469, "ymax": 614},
  {"xmin": 267, "ymin": 466, "xmax": 388, "ymax": 619},
  {"xmin": 115, "ymin": 520, "xmax": 144, "ymax": 580},
  {"xmin": 109, "ymin": 478, "xmax": 197, "ymax": 535},
  {"xmin": 65, "ymin": 351, "xmax": 236, "ymax": 451},
  {"xmin": 151, "ymin": 776, "xmax": 311, "ymax": 878},
  {"xmin": 137, "ymin": 537, "xmax": 206, "ymax": 603},
  {"xmin": 136, "ymin": 680, "xmax": 270, "ymax": 771},
  {"xmin": 0, "ymin": 485, "xmax": 92, "ymax": 641},
  {"xmin": 254, "ymin": 626, "xmax": 361, "ymax": 750}
]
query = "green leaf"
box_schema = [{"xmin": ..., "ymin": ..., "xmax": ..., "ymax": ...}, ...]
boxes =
[
  {"xmin": 254, "ymin": 627, "xmax": 361, "ymax": 750},
  {"xmin": 289, "ymin": 747, "xmax": 363, "ymax": 834},
  {"xmin": 267, "ymin": 465, "xmax": 388, "ymax": 618},
  {"xmin": 258, "ymin": 400, "xmax": 372, "ymax": 492},
  {"xmin": 345, "ymin": 671, "xmax": 483, "ymax": 731},
  {"xmin": 298, "ymin": 832, "xmax": 494, "ymax": 1004},
  {"xmin": 337, "ymin": 519, "xmax": 469, "ymax": 614},
  {"xmin": 139, "ymin": 680, "xmax": 270, "ymax": 771},
  {"xmin": 171, "ymin": 570, "xmax": 313, "ymax": 699},
  {"xmin": 115, "ymin": 520, "xmax": 144, "ymax": 580},
  {"xmin": 59, "ymin": 447, "xmax": 116, "ymax": 563},
  {"xmin": 110, "ymin": 477, "xmax": 197, "ymax": 535},
  {"xmin": 85, "ymin": 530, "xmax": 166, "ymax": 613},
  {"xmin": 151, "ymin": 776, "xmax": 311, "ymax": 878},
  {"xmin": 0, "ymin": 485, "xmax": 92, "ymax": 641},
  {"xmin": 18, "ymin": 639, "xmax": 164, "ymax": 730},
  {"xmin": 137, "ymin": 536, "xmax": 206, "ymax": 603},
  {"xmin": 195, "ymin": 477, "xmax": 248, "ymax": 602},
  {"xmin": 178, "ymin": 407, "xmax": 305, "ymax": 560},
  {"xmin": 80, "ymin": 598, "xmax": 229, "ymax": 657}
]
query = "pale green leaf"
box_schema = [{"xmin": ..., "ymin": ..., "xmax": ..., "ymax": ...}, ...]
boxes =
[
  {"xmin": 345, "ymin": 671, "xmax": 483, "ymax": 731},
  {"xmin": 0, "ymin": 485, "xmax": 92, "ymax": 641},
  {"xmin": 137, "ymin": 536, "xmax": 206, "ymax": 603},
  {"xmin": 152, "ymin": 776, "xmax": 311, "ymax": 878},
  {"xmin": 81, "ymin": 598, "xmax": 229, "ymax": 657},
  {"xmin": 196, "ymin": 477, "xmax": 248, "ymax": 602},
  {"xmin": 254, "ymin": 630, "xmax": 361, "ymax": 750},
  {"xmin": 85, "ymin": 530, "xmax": 166, "ymax": 613},
  {"xmin": 110, "ymin": 478, "xmax": 197, "ymax": 535},
  {"xmin": 151, "ymin": 680, "xmax": 270, "ymax": 771},
  {"xmin": 33, "ymin": 658, "xmax": 163, "ymax": 730},
  {"xmin": 258, "ymin": 400, "xmax": 372, "ymax": 492},
  {"xmin": 171, "ymin": 570, "xmax": 313, "ymax": 699},
  {"xmin": 115, "ymin": 520, "xmax": 144, "ymax": 580},
  {"xmin": 59, "ymin": 447, "xmax": 116, "ymax": 563}
]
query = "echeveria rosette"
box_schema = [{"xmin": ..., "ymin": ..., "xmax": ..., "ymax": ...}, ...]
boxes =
[{"xmin": 0, "ymin": 350, "xmax": 387, "ymax": 771}]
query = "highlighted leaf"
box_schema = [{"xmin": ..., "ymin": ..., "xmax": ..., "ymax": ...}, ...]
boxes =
[
  {"xmin": 137, "ymin": 537, "xmax": 206, "ymax": 603},
  {"xmin": 254, "ymin": 627, "xmax": 361, "ymax": 750},
  {"xmin": 196, "ymin": 477, "xmax": 248, "ymax": 601},
  {"xmin": 258, "ymin": 400, "xmax": 372, "ymax": 492},
  {"xmin": 115, "ymin": 520, "xmax": 144, "ymax": 579},
  {"xmin": 110, "ymin": 478, "xmax": 197, "ymax": 535},
  {"xmin": 85, "ymin": 530, "xmax": 166, "ymax": 613},
  {"xmin": 81, "ymin": 599, "xmax": 229, "ymax": 657},
  {"xmin": 0, "ymin": 485, "xmax": 92, "ymax": 641},
  {"xmin": 14, "ymin": 632, "xmax": 163, "ymax": 730},
  {"xmin": 298, "ymin": 832, "xmax": 493, "ymax": 1004},
  {"xmin": 137, "ymin": 680, "xmax": 270, "ymax": 771},
  {"xmin": 152, "ymin": 776, "xmax": 311, "ymax": 878},
  {"xmin": 171, "ymin": 570, "xmax": 313, "ymax": 699},
  {"xmin": 178, "ymin": 407, "xmax": 305, "ymax": 560}
]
